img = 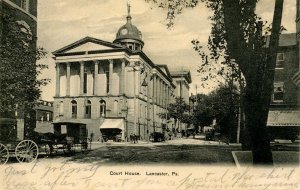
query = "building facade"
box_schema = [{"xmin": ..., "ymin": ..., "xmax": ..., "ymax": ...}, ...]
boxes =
[
  {"xmin": 15, "ymin": 100, "xmax": 53, "ymax": 140},
  {"xmin": 169, "ymin": 68, "xmax": 192, "ymax": 104},
  {"xmin": 52, "ymin": 7, "xmax": 191, "ymax": 141},
  {"xmin": 267, "ymin": 0, "xmax": 300, "ymax": 140}
]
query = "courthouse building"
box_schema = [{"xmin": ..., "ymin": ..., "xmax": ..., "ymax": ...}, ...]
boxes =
[{"xmin": 52, "ymin": 6, "xmax": 191, "ymax": 141}]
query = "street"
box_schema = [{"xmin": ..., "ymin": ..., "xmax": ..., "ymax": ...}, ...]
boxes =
[{"xmin": 30, "ymin": 137, "xmax": 298, "ymax": 166}]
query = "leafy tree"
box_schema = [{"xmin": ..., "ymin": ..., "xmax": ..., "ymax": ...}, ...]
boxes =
[
  {"xmin": 147, "ymin": 0, "xmax": 284, "ymax": 164},
  {"xmin": 192, "ymin": 94, "xmax": 214, "ymax": 131},
  {"xmin": 192, "ymin": 85, "xmax": 239, "ymax": 142},
  {"xmin": 0, "ymin": 12, "xmax": 49, "ymax": 138},
  {"xmin": 210, "ymin": 85, "xmax": 239, "ymax": 142},
  {"xmin": 165, "ymin": 97, "xmax": 190, "ymax": 130}
]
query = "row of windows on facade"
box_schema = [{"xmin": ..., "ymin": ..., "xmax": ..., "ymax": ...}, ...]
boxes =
[
  {"xmin": 15, "ymin": 110, "xmax": 53, "ymax": 121},
  {"xmin": 37, "ymin": 113, "xmax": 52, "ymax": 122},
  {"xmin": 58, "ymin": 100, "xmax": 107, "ymax": 119},
  {"xmin": 59, "ymin": 100, "xmax": 153, "ymax": 119}
]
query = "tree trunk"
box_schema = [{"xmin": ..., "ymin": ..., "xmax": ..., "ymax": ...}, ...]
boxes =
[
  {"xmin": 222, "ymin": 0, "xmax": 284, "ymax": 165},
  {"xmin": 243, "ymin": 82, "xmax": 273, "ymax": 164}
]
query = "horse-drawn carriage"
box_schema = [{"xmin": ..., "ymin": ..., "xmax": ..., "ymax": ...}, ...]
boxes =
[
  {"xmin": 0, "ymin": 119, "xmax": 89, "ymax": 165},
  {"xmin": 0, "ymin": 118, "xmax": 39, "ymax": 164},
  {"xmin": 45, "ymin": 121, "xmax": 89, "ymax": 154}
]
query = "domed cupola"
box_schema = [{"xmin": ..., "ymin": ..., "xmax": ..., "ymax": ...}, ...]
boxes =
[{"xmin": 113, "ymin": 3, "xmax": 144, "ymax": 51}]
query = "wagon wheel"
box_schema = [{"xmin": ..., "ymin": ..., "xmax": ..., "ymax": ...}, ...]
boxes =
[
  {"xmin": 0, "ymin": 143, "xmax": 9, "ymax": 165},
  {"xmin": 80, "ymin": 142, "xmax": 88, "ymax": 152},
  {"xmin": 15, "ymin": 140, "xmax": 39, "ymax": 163},
  {"xmin": 43, "ymin": 144, "xmax": 51, "ymax": 156},
  {"xmin": 63, "ymin": 143, "xmax": 74, "ymax": 155}
]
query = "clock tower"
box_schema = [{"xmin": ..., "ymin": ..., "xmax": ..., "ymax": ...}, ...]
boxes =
[{"xmin": 113, "ymin": 3, "xmax": 144, "ymax": 51}]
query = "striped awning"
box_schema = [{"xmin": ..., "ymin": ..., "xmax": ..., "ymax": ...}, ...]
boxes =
[
  {"xmin": 291, "ymin": 70, "xmax": 300, "ymax": 87},
  {"xmin": 267, "ymin": 110, "xmax": 300, "ymax": 127}
]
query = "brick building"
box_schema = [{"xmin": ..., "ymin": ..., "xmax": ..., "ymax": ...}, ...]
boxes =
[
  {"xmin": 0, "ymin": 0, "xmax": 37, "ymax": 49},
  {"xmin": 266, "ymin": 1, "xmax": 300, "ymax": 140},
  {"xmin": 1, "ymin": 0, "xmax": 37, "ymax": 140}
]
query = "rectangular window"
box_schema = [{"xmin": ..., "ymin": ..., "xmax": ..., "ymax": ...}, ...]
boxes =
[
  {"xmin": 276, "ymin": 53, "xmax": 284, "ymax": 68},
  {"xmin": 72, "ymin": 106, "xmax": 77, "ymax": 118},
  {"xmin": 273, "ymin": 83, "xmax": 284, "ymax": 102},
  {"xmin": 61, "ymin": 125, "xmax": 67, "ymax": 134},
  {"xmin": 85, "ymin": 105, "xmax": 91, "ymax": 118},
  {"xmin": 21, "ymin": 0, "xmax": 29, "ymax": 12}
]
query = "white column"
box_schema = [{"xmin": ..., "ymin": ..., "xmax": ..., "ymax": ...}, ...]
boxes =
[
  {"xmin": 159, "ymin": 79, "xmax": 162, "ymax": 106},
  {"xmin": 80, "ymin": 61, "xmax": 84, "ymax": 95},
  {"xmin": 55, "ymin": 63, "xmax": 60, "ymax": 97},
  {"xmin": 120, "ymin": 59, "xmax": 126, "ymax": 95},
  {"xmin": 153, "ymin": 75, "xmax": 157, "ymax": 104},
  {"xmin": 94, "ymin": 60, "xmax": 99, "ymax": 95},
  {"xmin": 109, "ymin": 59, "xmax": 113, "ymax": 95},
  {"xmin": 156, "ymin": 78, "xmax": 159, "ymax": 106},
  {"xmin": 66, "ymin": 62, "xmax": 71, "ymax": 97},
  {"xmin": 164, "ymin": 83, "xmax": 166, "ymax": 107}
]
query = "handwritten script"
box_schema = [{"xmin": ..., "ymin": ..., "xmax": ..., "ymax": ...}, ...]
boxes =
[{"xmin": 1, "ymin": 161, "xmax": 299, "ymax": 190}]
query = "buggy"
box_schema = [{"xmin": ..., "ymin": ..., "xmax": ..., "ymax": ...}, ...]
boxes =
[
  {"xmin": 0, "ymin": 118, "xmax": 39, "ymax": 164},
  {"xmin": 44, "ymin": 122, "xmax": 89, "ymax": 154}
]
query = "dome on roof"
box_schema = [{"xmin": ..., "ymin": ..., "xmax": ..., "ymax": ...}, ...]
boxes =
[
  {"xmin": 113, "ymin": 3, "xmax": 144, "ymax": 51},
  {"xmin": 115, "ymin": 17, "xmax": 143, "ymax": 42}
]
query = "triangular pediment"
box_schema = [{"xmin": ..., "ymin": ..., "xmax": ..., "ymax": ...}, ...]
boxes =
[
  {"xmin": 53, "ymin": 36, "xmax": 123, "ymax": 55},
  {"xmin": 64, "ymin": 41, "xmax": 113, "ymax": 53}
]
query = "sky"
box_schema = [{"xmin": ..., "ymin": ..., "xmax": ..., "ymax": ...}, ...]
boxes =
[{"xmin": 37, "ymin": 0, "xmax": 296, "ymax": 101}]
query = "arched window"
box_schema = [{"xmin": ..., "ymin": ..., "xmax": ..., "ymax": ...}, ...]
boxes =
[
  {"xmin": 113, "ymin": 100, "xmax": 118, "ymax": 115},
  {"xmin": 71, "ymin": 100, "xmax": 77, "ymax": 118},
  {"xmin": 85, "ymin": 100, "xmax": 91, "ymax": 118},
  {"xmin": 100, "ymin": 100, "xmax": 106, "ymax": 117}
]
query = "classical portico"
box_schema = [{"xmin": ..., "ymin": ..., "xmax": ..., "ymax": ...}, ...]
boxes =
[{"xmin": 55, "ymin": 58, "xmax": 126, "ymax": 98}]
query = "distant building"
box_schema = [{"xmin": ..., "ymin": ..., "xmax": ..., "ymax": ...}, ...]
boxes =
[
  {"xmin": 169, "ymin": 67, "xmax": 192, "ymax": 104},
  {"xmin": 52, "ymin": 5, "xmax": 191, "ymax": 141},
  {"xmin": 15, "ymin": 100, "xmax": 53, "ymax": 140},
  {"xmin": 34, "ymin": 100, "xmax": 54, "ymax": 134}
]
